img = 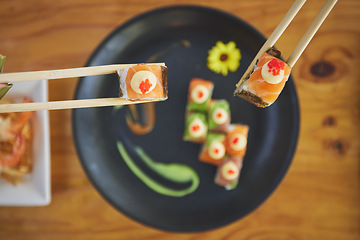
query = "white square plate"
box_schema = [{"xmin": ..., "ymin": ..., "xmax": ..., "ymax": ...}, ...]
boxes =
[{"xmin": 0, "ymin": 80, "xmax": 51, "ymax": 206}]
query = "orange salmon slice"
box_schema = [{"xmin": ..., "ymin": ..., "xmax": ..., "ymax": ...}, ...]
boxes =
[{"xmin": 246, "ymin": 53, "xmax": 291, "ymax": 104}]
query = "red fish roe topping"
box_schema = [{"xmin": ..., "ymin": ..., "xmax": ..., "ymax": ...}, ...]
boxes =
[
  {"xmin": 217, "ymin": 112, "xmax": 222, "ymax": 118},
  {"xmin": 198, "ymin": 91, "xmax": 204, "ymax": 99},
  {"xmin": 267, "ymin": 59, "xmax": 285, "ymax": 76},
  {"xmin": 232, "ymin": 137, "xmax": 239, "ymax": 144},
  {"xmin": 139, "ymin": 79, "xmax": 153, "ymax": 94},
  {"xmin": 228, "ymin": 169, "xmax": 235, "ymax": 175},
  {"xmin": 192, "ymin": 125, "xmax": 200, "ymax": 132},
  {"xmin": 214, "ymin": 148, "xmax": 219, "ymax": 154}
]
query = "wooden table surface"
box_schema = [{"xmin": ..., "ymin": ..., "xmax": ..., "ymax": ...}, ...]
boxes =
[{"xmin": 0, "ymin": 0, "xmax": 359, "ymax": 239}]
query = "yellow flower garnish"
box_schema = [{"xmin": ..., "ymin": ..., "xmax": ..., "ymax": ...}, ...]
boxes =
[{"xmin": 207, "ymin": 41, "xmax": 241, "ymax": 76}]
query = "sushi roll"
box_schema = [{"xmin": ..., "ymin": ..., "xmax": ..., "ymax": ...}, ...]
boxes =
[
  {"xmin": 117, "ymin": 63, "xmax": 168, "ymax": 100},
  {"xmin": 208, "ymin": 99, "xmax": 230, "ymax": 133},
  {"xmin": 183, "ymin": 112, "xmax": 208, "ymax": 143},
  {"xmin": 234, "ymin": 48, "xmax": 291, "ymax": 107},
  {"xmin": 199, "ymin": 132, "xmax": 226, "ymax": 165},
  {"xmin": 187, "ymin": 78, "xmax": 214, "ymax": 112},
  {"xmin": 214, "ymin": 156, "xmax": 243, "ymax": 190},
  {"xmin": 225, "ymin": 124, "xmax": 249, "ymax": 157}
]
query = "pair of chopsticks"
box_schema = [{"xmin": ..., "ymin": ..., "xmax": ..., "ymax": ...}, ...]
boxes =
[
  {"xmin": 0, "ymin": 63, "xmax": 165, "ymax": 113},
  {"xmin": 237, "ymin": 0, "xmax": 338, "ymax": 85}
]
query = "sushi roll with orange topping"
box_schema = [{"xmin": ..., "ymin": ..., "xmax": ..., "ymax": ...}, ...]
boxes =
[
  {"xmin": 225, "ymin": 124, "xmax": 249, "ymax": 157},
  {"xmin": 234, "ymin": 48, "xmax": 291, "ymax": 107},
  {"xmin": 117, "ymin": 63, "xmax": 168, "ymax": 100},
  {"xmin": 187, "ymin": 78, "xmax": 214, "ymax": 112},
  {"xmin": 199, "ymin": 132, "xmax": 226, "ymax": 166},
  {"xmin": 183, "ymin": 112, "xmax": 208, "ymax": 143},
  {"xmin": 208, "ymin": 99, "xmax": 230, "ymax": 133},
  {"xmin": 214, "ymin": 156, "xmax": 243, "ymax": 190}
]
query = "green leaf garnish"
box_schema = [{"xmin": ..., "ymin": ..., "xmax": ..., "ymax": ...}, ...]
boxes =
[
  {"xmin": 0, "ymin": 84, "xmax": 12, "ymax": 100},
  {"xmin": 0, "ymin": 55, "xmax": 6, "ymax": 73}
]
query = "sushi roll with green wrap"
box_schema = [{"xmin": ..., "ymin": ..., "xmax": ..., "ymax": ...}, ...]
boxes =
[
  {"xmin": 214, "ymin": 156, "xmax": 243, "ymax": 190},
  {"xmin": 208, "ymin": 99, "xmax": 230, "ymax": 133},
  {"xmin": 186, "ymin": 78, "xmax": 214, "ymax": 112},
  {"xmin": 199, "ymin": 132, "xmax": 226, "ymax": 166},
  {"xmin": 183, "ymin": 112, "xmax": 208, "ymax": 143}
]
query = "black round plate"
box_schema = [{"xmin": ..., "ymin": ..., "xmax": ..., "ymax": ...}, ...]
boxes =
[{"xmin": 73, "ymin": 5, "xmax": 299, "ymax": 232}]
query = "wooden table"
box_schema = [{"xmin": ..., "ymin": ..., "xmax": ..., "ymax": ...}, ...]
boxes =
[{"xmin": 0, "ymin": 0, "xmax": 359, "ymax": 239}]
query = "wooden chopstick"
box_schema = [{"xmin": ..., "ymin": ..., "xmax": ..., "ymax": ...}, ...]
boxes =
[
  {"xmin": 0, "ymin": 63, "xmax": 166, "ymax": 112},
  {"xmin": 287, "ymin": 0, "xmax": 338, "ymax": 67},
  {"xmin": 0, "ymin": 63, "xmax": 165, "ymax": 83},
  {"xmin": 237, "ymin": 0, "xmax": 337, "ymax": 86},
  {"xmin": 0, "ymin": 98, "xmax": 166, "ymax": 113},
  {"xmin": 236, "ymin": 0, "xmax": 307, "ymax": 86}
]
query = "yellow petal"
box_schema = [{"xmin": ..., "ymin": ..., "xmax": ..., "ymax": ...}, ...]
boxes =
[
  {"xmin": 208, "ymin": 61, "xmax": 221, "ymax": 73},
  {"xmin": 216, "ymin": 41, "xmax": 227, "ymax": 51},
  {"xmin": 231, "ymin": 50, "xmax": 240, "ymax": 60},
  {"xmin": 228, "ymin": 60, "xmax": 240, "ymax": 72},
  {"xmin": 220, "ymin": 66, "xmax": 228, "ymax": 76},
  {"xmin": 227, "ymin": 41, "xmax": 236, "ymax": 50}
]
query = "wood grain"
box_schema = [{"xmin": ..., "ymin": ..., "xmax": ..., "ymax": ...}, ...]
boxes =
[{"xmin": 0, "ymin": 0, "xmax": 359, "ymax": 239}]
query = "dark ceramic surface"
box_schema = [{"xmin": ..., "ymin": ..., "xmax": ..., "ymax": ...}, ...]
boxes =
[{"xmin": 73, "ymin": 5, "xmax": 299, "ymax": 232}]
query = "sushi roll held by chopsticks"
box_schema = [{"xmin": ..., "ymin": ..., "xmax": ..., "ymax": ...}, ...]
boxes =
[
  {"xmin": 117, "ymin": 63, "xmax": 168, "ymax": 101},
  {"xmin": 234, "ymin": 0, "xmax": 338, "ymax": 107},
  {"xmin": 0, "ymin": 62, "xmax": 168, "ymax": 113},
  {"xmin": 234, "ymin": 48, "xmax": 291, "ymax": 108}
]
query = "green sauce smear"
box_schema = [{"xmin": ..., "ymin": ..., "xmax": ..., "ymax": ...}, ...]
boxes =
[{"xmin": 117, "ymin": 141, "xmax": 200, "ymax": 197}]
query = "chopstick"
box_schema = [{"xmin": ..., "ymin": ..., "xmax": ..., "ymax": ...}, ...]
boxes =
[
  {"xmin": 0, "ymin": 63, "xmax": 166, "ymax": 113},
  {"xmin": 0, "ymin": 98, "xmax": 165, "ymax": 113},
  {"xmin": 0, "ymin": 63, "xmax": 165, "ymax": 83},
  {"xmin": 237, "ymin": 0, "xmax": 337, "ymax": 85},
  {"xmin": 237, "ymin": 0, "xmax": 307, "ymax": 85},
  {"xmin": 287, "ymin": 0, "xmax": 338, "ymax": 67}
]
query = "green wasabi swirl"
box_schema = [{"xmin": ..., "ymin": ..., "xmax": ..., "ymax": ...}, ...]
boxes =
[{"xmin": 117, "ymin": 141, "xmax": 200, "ymax": 197}]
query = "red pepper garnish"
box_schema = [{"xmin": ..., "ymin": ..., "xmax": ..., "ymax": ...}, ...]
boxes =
[
  {"xmin": 214, "ymin": 148, "xmax": 219, "ymax": 154},
  {"xmin": 232, "ymin": 137, "xmax": 239, "ymax": 144},
  {"xmin": 139, "ymin": 79, "xmax": 153, "ymax": 94},
  {"xmin": 192, "ymin": 125, "xmax": 200, "ymax": 132},
  {"xmin": 198, "ymin": 91, "xmax": 204, "ymax": 99},
  {"xmin": 217, "ymin": 112, "xmax": 222, "ymax": 119},
  {"xmin": 228, "ymin": 169, "xmax": 235, "ymax": 175},
  {"xmin": 267, "ymin": 59, "xmax": 285, "ymax": 76}
]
